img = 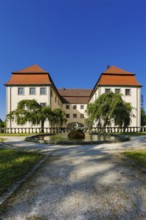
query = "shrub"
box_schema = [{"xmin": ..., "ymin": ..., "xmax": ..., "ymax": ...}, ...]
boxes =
[{"xmin": 68, "ymin": 129, "xmax": 85, "ymax": 139}]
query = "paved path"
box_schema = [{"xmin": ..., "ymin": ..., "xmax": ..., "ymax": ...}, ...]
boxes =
[
  {"xmin": 1, "ymin": 136, "xmax": 146, "ymax": 219},
  {"xmin": 2, "ymin": 135, "xmax": 146, "ymax": 154}
]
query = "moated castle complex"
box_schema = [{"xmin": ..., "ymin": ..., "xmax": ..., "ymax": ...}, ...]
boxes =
[{"xmin": 5, "ymin": 64, "xmax": 142, "ymax": 131}]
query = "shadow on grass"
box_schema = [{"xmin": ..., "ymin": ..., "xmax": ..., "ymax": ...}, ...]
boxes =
[
  {"xmin": 0, "ymin": 143, "xmax": 146, "ymax": 219},
  {"xmin": 0, "ymin": 148, "xmax": 43, "ymax": 196}
]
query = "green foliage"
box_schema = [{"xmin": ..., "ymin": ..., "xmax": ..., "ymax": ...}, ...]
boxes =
[
  {"xmin": 68, "ymin": 129, "xmax": 85, "ymax": 139},
  {"xmin": 7, "ymin": 99, "xmax": 51, "ymax": 132},
  {"xmin": 87, "ymin": 92, "xmax": 132, "ymax": 129},
  {"xmin": 7, "ymin": 100, "xmax": 66, "ymax": 132},
  {"xmin": 0, "ymin": 148, "xmax": 43, "ymax": 195},
  {"xmin": 141, "ymin": 108, "xmax": 146, "ymax": 126},
  {"xmin": 51, "ymin": 108, "xmax": 67, "ymax": 126},
  {"xmin": 0, "ymin": 119, "xmax": 5, "ymax": 128},
  {"xmin": 124, "ymin": 150, "xmax": 146, "ymax": 168},
  {"xmin": 0, "ymin": 138, "xmax": 6, "ymax": 142}
]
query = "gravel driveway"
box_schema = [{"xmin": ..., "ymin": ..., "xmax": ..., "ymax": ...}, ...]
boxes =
[{"xmin": 1, "ymin": 139, "xmax": 146, "ymax": 220}]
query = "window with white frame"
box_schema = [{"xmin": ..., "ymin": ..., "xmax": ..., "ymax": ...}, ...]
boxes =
[
  {"xmin": 73, "ymin": 105, "xmax": 76, "ymax": 109},
  {"xmin": 66, "ymin": 114, "xmax": 70, "ymax": 118},
  {"xmin": 66, "ymin": 105, "xmax": 70, "ymax": 109},
  {"xmin": 115, "ymin": 89, "xmax": 121, "ymax": 94},
  {"xmin": 125, "ymin": 89, "xmax": 131, "ymax": 96},
  {"xmin": 29, "ymin": 87, "xmax": 36, "ymax": 95},
  {"xmin": 40, "ymin": 88, "xmax": 46, "ymax": 95},
  {"xmin": 40, "ymin": 103, "xmax": 46, "ymax": 107},
  {"xmin": 18, "ymin": 87, "xmax": 24, "ymax": 95},
  {"xmin": 105, "ymin": 88, "xmax": 110, "ymax": 93},
  {"xmin": 73, "ymin": 114, "xmax": 77, "ymax": 118},
  {"xmin": 80, "ymin": 114, "xmax": 84, "ymax": 118}
]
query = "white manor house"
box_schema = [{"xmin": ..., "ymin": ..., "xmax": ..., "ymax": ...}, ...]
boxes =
[{"xmin": 5, "ymin": 64, "xmax": 142, "ymax": 131}]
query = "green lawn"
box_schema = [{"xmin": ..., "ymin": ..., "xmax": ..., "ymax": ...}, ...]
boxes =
[
  {"xmin": 113, "ymin": 132, "xmax": 146, "ymax": 136},
  {"xmin": 0, "ymin": 148, "xmax": 43, "ymax": 196},
  {"xmin": 0, "ymin": 133, "xmax": 38, "ymax": 136},
  {"xmin": 0, "ymin": 132, "xmax": 146, "ymax": 137},
  {"xmin": 123, "ymin": 132, "xmax": 146, "ymax": 136},
  {"xmin": 124, "ymin": 150, "xmax": 146, "ymax": 168}
]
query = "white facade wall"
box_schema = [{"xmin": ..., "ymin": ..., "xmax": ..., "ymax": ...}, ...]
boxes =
[
  {"xmin": 62, "ymin": 104, "xmax": 87, "ymax": 126},
  {"xmin": 6, "ymin": 81, "xmax": 141, "ymax": 130},
  {"xmin": 50, "ymin": 88, "xmax": 62, "ymax": 109},
  {"xmin": 89, "ymin": 86, "xmax": 141, "ymax": 127},
  {"xmin": 6, "ymin": 86, "xmax": 51, "ymax": 128}
]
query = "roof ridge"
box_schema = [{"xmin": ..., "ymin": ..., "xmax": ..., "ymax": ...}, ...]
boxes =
[
  {"xmin": 103, "ymin": 65, "xmax": 133, "ymax": 74},
  {"xmin": 13, "ymin": 64, "xmax": 48, "ymax": 73},
  {"xmin": 58, "ymin": 88, "xmax": 92, "ymax": 90}
]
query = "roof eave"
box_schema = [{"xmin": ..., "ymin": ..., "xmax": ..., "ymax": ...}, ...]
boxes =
[
  {"xmin": 102, "ymin": 72, "xmax": 135, "ymax": 76},
  {"xmin": 12, "ymin": 72, "xmax": 48, "ymax": 74},
  {"xmin": 4, "ymin": 83, "xmax": 51, "ymax": 86},
  {"xmin": 98, "ymin": 84, "xmax": 142, "ymax": 87}
]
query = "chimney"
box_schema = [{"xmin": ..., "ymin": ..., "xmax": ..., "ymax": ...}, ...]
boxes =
[{"xmin": 107, "ymin": 65, "xmax": 110, "ymax": 70}]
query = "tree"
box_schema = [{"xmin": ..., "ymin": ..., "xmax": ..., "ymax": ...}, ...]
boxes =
[
  {"xmin": 7, "ymin": 100, "xmax": 67, "ymax": 133},
  {"xmin": 0, "ymin": 119, "xmax": 5, "ymax": 128},
  {"xmin": 87, "ymin": 92, "xmax": 133, "ymax": 130},
  {"xmin": 52, "ymin": 108, "xmax": 67, "ymax": 127},
  {"xmin": 141, "ymin": 108, "xmax": 146, "ymax": 126},
  {"xmin": 7, "ymin": 100, "xmax": 52, "ymax": 133}
]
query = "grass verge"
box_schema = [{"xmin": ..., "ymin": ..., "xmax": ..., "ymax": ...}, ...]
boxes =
[
  {"xmin": 0, "ymin": 138, "xmax": 6, "ymax": 143},
  {"xmin": 124, "ymin": 149, "xmax": 146, "ymax": 168},
  {"xmin": 0, "ymin": 148, "xmax": 43, "ymax": 196},
  {"xmin": 123, "ymin": 132, "xmax": 146, "ymax": 136},
  {"xmin": 0, "ymin": 133, "xmax": 38, "ymax": 137},
  {"xmin": 113, "ymin": 132, "xmax": 146, "ymax": 136}
]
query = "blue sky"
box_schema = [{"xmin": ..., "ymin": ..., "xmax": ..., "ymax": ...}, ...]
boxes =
[{"xmin": 0, "ymin": 0, "xmax": 146, "ymax": 120}]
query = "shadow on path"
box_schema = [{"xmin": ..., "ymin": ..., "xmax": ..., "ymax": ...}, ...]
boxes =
[{"xmin": 1, "ymin": 140, "xmax": 146, "ymax": 220}]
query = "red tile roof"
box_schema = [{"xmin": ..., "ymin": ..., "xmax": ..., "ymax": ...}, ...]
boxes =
[
  {"xmin": 62, "ymin": 96, "xmax": 90, "ymax": 104},
  {"xmin": 98, "ymin": 66, "xmax": 142, "ymax": 87},
  {"xmin": 58, "ymin": 89, "xmax": 92, "ymax": 104},
  {"xmin": 13, "ymin": 64, "xmax": 48, "ymax": 73},
  {"xmin": 58, "ymin": 89, "xmax": 91, "ymax": 97},
  {"xmin": 5, "ymin": 65, "xmax": 142, "ymax": 105},
  {"xmin": 89, "ymin": 65, "xmax": 142, "ymax": 100},
  {"xmin": 103, "ymin": 66, "xmax": 132, "ymax": 74},
  {"xmin": 5, "ymin": 64, "xmax": 52, "ymax": 85},
  {"xmin": 5, "ymin": 74, "xmax": 52, "ymax": 85},
  {"xmin": 98, "ymin": 75, "xmax": 141, "ymax": 86}
]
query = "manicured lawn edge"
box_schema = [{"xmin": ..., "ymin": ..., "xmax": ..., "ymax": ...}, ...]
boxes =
[
  {"xmin": 123, "ymin": 149, "xmax": 146, "ymax": 171},
  {"xmin": 0, "ymin": 148, "xmax": 47, "ymax": 206},
  {"xmin": 0, "ymin": 133, "xmax": 39, "ymax": 137},
  {"xmin": 113, "ymin": 132, "xmax": 146, "ymax": 136}
]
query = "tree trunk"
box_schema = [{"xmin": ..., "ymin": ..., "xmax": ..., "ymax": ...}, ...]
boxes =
[{"xmin": 41, "ymin": 120, "xmax": 44, "ymax": 133}]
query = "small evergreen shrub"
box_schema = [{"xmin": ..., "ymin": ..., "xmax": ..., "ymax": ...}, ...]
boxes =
[{"xmin": 68, "ymin": 129, "xmax": 85, "ymax": 139}]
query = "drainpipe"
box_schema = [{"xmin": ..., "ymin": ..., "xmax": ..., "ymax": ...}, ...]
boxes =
[
  {"xmin": 136, "ymin": 88, "xmax": 139, "ymax": 127},
  {"xmin": 10, "ymin": 87, "xmax": 12, "ymax": 128}
]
